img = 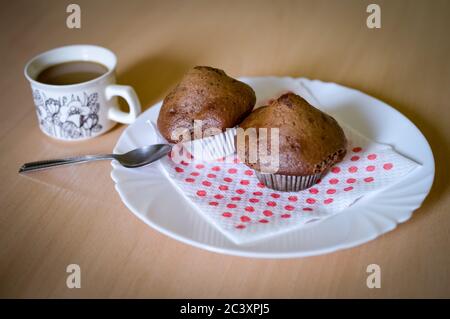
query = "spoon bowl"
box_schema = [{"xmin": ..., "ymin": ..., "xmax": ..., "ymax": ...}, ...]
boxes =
[{"xmin": 115, "ymin": 144, "xmax": 173, "ymax": 168}]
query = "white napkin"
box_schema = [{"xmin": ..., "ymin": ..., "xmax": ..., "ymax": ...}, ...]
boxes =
[{"xmin": 152, "ymin": 121, "xmax": 420, "ymax": 245}]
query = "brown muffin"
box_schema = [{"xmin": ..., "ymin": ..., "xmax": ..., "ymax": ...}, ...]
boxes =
[
  {"xmin": 157, "ymin": 66, "xmax": 256, "ymax": 143},
  {"xmin": 237, "ymin": 93, "xmax": 347, "ymax": 190}
]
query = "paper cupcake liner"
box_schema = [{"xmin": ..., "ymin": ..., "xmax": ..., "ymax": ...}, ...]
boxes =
[
  {"xmin": 182, "ymin": 127, "xmax": 237, "ymax": 161},
  {"xmin": 255, "ymin": 171, "xmax": 323, "ymax": 192}
]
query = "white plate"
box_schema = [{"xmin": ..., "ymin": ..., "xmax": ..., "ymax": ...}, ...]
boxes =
[{"xmin": 111, "ymin": 77, "xmax": 434, "ymax": 258}]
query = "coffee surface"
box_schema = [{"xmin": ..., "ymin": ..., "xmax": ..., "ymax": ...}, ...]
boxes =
[{"xmin": 36, "ymin": 61, "xmax": 108, "ymax": 85}]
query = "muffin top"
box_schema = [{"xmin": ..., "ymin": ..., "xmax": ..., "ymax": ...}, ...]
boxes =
[
  {"xmin": 238, "ymin": 93, "xmax": 347, "ymax": 176},
  {"xmin": 157, "ymin": 66, "xmax": 256, "ymax": 143}
]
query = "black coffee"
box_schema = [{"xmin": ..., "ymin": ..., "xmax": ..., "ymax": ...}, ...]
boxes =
[{"xmin": 36, "ymin": 61, "xmax": 108, "ymax": 85}]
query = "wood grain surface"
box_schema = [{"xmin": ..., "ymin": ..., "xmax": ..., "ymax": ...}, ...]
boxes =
[{"xmin": 0, "ymin": 0, "xmax": 449, "ymax": 298}]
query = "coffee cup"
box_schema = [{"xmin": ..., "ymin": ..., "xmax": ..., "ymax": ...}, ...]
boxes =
[{"xmin": 24, "ymin": 45, "xmax": 141, "ymax": 141}]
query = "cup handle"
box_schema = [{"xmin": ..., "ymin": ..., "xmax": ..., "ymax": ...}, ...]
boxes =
[{"xmin": 105, "ymin": 84, "xmax": 141, "ymax": 124}]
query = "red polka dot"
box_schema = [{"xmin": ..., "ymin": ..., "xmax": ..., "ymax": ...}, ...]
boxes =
[
  {"xmin": 224, "ymin": 177, "xmax": 233, "ymax": 183},
  {"xmin": 181, "ymin": 161, "xmax": 189, "ymax": 167},
  {"xmin": 309, "ymin": 188, "xmax": 319, "ymax": 194},
  {"xmin": 236, "ymin": 189, "xmax": 245, "ymax": 194},
  {"xmin": 214, "ymin": 194, "xmax": 224, "ymax": 199},
  {"xmin": 240, "ymin": 215, "xmax": 251, "ymax": 222},
  {"xmin": 383, "ymin": 163, "xmax": 393, "ymax": 170},
  {"xmin": 233, "ymin": 158, "xmax": 240, "ymax": 164},
  {"xmin": 368, "ymin": 154, "xmax": 377, "ymax": 160},
  {"xmin": 231, "ymin": 197, "xmax": 241, "ymax": 201},
  {"xmin": 235, "ymin": 224, "xmax": 246, "ymax": 229},
  {"xmin": 175, "ymin": 167, "xmax": 184, "ymax": 173},
  {"xmin": 306, "ymin": 198, "xmax": 316, "ymax": 204},
  {"xmin": 259, "ymin": 219, "xmax": 269, "ymax": 223},
  {"xmin": 344, "ymin": 186, "xmax": 354, "ymax": 191},
  {"xmin": 196, "ymin": 190, "xmax": 206, "ymax": 197},
  {"xmin": 185, "ymin": 178, "xmax": 195, "ymax": 183},
  {"xmin": 329, "ymin": 178, "xmax": 339, "ymax": 184},
  {"xmin": 245, "ymin": 206, "xmax": 255, "ymax": 212},
  {"xmin": 285, "ymin": 205, "xmax": 295, "ymax": 211},
  {"xmin": 240, "ymin": 180, "xmax": 250, "ymax": 185},
  {"xmin": 257, "ymin": 183, "xmax": 266, "ymax": 188},
  {"xmin": 212, "ymin": 166, "xmax": 221, "ymax": 171},
  {"xmin": 271, "ymin": 193, "xmax": 280, "ymax": 199},
  {"xmin": 209, "ymin": 201, "xmax": 219, "ymax": 206},
  {"xmin": 316, "ymin": 179, "xmax": 322, "ymax": 184},
  {"xmin": 324, "ymin": 198, "xmax": 333, "ymax": 204},
  {"xmin": 227, "ymin": 203, "xmax": 237, "ymax": 209},
  {"xmin": 207, "ymin": 173, "xmax": 216, "ymax": 178},
  {"xmin": 366, "ymin": 165, "xmax": 376, "ymax": 172},
  {"xmin": 352, "ymin": 147, "xmax": 362, "ymax": 152},
  {"xmin": 267, "ymin": 201, "xmax": 277, "ymax": 207},
  {"xmin": 281, "ymin": 214, "xmax": 291, "ymax": 218},
  {"xmin": 228, "ymin": 168, "xmax": 237, "ymax": 174},
  {"xmin": 219, "ymin": 185, "xmax": 229, "ymax": 191},
  {"xmin": 326, "ymin": 189, "xmax": 336, "ymax": 194},
  {"xmin": 190, "ymin": 172, "xmax": 200, "ymax": 176},
  {"xmin": 222, "ymin": 212, "xmax": 232, "ymax": 218},
  {"xmin": 249, "ymin": 198, "xmax": 259, "ymax": 203},
  {"xmin": 348, "ymin": 166, "xmax": 358, "ymax": 173},
  {"xmin": 263, "ymin": 210, "xmax": 273, "ymax": 217},
  {"xmin": 303, "ymin": 207, "xmax": 313, "ymax": 211},
  {"xmin": 351, "ymin": 156, "xmax": 360, "ymax": 161},
  {"xmin": 364, "ymin": 177, "xmax": 374, "ymax": 183},
  {"xmin": 195, "ymin": 164, "xmax": 204, "ymax": 169},
  {"xmin": 253, "ymin": 191, "xmax": 263, "ymax": 196},
  {"xmin": 244, "ymin": 170, "xmax": 253, "ymax": 176},
  {"xmin": 346, "ymin": 178, "xmax": 356, "ymax": 184},
  {"xmin": 331, "ymin": 167, "xmax": 341, "ymax": 173},
  {"xmin": 202, "ymin": 181, "xmax": 212, "ymax": 187},
  {"xmin": 288, "ymin": 196, "xmax": 298, "ymax": 202}
]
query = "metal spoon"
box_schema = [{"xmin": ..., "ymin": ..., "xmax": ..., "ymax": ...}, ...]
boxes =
[{"xmin": 18, "ymin": 144, "xmax": 172, "ymax": 173}]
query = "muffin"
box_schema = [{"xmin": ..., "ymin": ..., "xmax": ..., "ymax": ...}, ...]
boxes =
[
  {"xmin": 157, "ymin": 66, "xmax": 256, "ymax": 143},
  {"xmin": 237, "ymin": 92, "xmax": 347, "ymax": 191}
]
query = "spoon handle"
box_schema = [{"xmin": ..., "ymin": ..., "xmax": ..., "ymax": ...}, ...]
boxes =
[{"xmin": 19, "ymin": 154, "xmax": 115, "ymax": 173}]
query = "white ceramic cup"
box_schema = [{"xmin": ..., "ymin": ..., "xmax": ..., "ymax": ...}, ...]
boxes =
[{"xmin": 24, "ymin": 45, "xmax": 141, "ymax": 141}]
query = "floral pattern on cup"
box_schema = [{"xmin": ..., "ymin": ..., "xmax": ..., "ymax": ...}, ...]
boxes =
[{"xmin": 33, "ymin": 89, "xmax": 103, "ymax": 139}]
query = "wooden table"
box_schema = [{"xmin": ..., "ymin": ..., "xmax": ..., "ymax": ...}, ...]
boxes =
[{"xmin": 1, "ymin": 0, "xmax": 449, "ymax": 298}]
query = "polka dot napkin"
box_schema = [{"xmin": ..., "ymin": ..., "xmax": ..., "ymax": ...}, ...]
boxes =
[{"xmin": 154, "ymin": 123, "xmax": 420, "ymax": 245}]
